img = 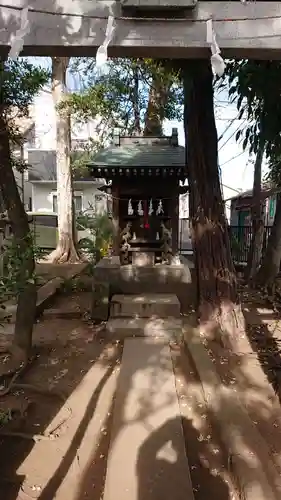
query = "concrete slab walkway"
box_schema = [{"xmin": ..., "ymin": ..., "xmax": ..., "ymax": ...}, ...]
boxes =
[{"xmin": 103, "ymin": 338, "xmax": 194, "ymax": 500}]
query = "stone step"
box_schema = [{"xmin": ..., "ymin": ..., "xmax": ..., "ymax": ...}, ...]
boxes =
[
  {"xmin": 102, "ymin": 338, "xmax": 195, "ymax": 500},
  {"xmin": 105, "ymin": 317, "xmax": 183, "ymax": 341},
  {"xmin": 110, "ymin": 293, "xmax": 181, "ymax": 318}
]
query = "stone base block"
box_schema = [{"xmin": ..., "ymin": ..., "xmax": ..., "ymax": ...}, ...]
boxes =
[
  {"xmin": 92, "ymin": 255, "xmax": 195, "ymax": 315},
  {"xmin": 110, "ymin": 293, "xmax": 181, "ymax": 318},
  {"xmin": 132, "ymin": 251, "xmax": 155, "ymax": 266},
  {"xmin": 105, "ymin": 317, "xmax": 183, "ymax": 341}
]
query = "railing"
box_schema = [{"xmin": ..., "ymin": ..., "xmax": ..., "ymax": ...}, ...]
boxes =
[
  {"xmin": 178, "ymin": 219, "xmax": 274, "ymax": 264},
  {"xmin": 228, "ymin": 225, "xmax": 272, "ymax": 264}
]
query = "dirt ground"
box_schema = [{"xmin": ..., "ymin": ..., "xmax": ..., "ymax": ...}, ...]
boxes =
[
  {"xmin": 0, "ymin": 314, "xmax": 119, "ymax": 500},
  {"xmin": 1, "ymin": 286, "xmax": 281, "ymax": 500},
  {"xmin": 201, "ymin": 286, "xmax": 281, "ymax": 484}
]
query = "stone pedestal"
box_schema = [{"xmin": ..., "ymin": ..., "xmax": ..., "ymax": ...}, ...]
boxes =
[
  {"xmin": 91, "ymin": 255, "xmax": 195, "ymax": 320},
  {"xmin": 132, "ymin": 251, "xmax": 155, "ymax": 266}
]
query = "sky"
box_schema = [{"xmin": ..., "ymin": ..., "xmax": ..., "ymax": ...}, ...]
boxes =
[
  {"xmin": 27, "ymin": 56, "xmax": 266, "ymax": 203},
  {"xmin": 164, "ymin": 96, "xmax": 265, "ymax": 198}
]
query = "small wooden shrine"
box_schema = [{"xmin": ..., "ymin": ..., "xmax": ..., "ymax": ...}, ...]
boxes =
[{"xmin": 89, "ymin": 130, "xmax": 187, "ymax": 265}]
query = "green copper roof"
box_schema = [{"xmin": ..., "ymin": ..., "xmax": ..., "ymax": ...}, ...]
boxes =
[{"xmin": 91, "ymin": 141, "xmax": 186, "ymax": 167}]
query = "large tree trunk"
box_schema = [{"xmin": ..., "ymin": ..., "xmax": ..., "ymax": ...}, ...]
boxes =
[
  {"xmin": 254, "ymin": 195, "xmax": 281, "ymax": 291},
  {"xmin": 143, "ymin": 76, "xmax": 168, "ymax": 136},
  {"xmin": 183, "ymin": 60, "xmax": 244, "ymax": 345},
  {"xmin": 0, "ymin": 64, "xmax": 36, "ymax": 359},
  {"xmin": 245, "ymin": 139, "xmax": 265, "ymax": 281},
  {"xmin": 47, "ymin": 57, "xmax": 80, "ymax": 263}
]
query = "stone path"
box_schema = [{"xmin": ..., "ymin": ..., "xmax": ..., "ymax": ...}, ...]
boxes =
[{"xmin": 103, "ymin": 338, "xmax": 194, "ymax": 500}]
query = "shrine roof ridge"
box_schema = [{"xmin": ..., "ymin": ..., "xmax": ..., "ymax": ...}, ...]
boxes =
[{"xmin": 88, "ymin": 140, "xmax": 186, "ymax": 169}]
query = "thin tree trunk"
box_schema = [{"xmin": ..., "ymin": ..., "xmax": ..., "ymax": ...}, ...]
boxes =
[
  {"xmin": 255, "ymin": 195, "xmax": 281, "ymax": 291},
  {"xmin": 47, "ymin": 57, "xmax": 80, "ymax": 263},
  {"xmin": 143, "ymin": 77, "xmax": 168, "ymax": 137},
  {"xmin": 245, "ymin": 138, "xmax": 265, "ymax": 281},
  {"xmin": 0, "ymin": 62, "xmax": 36, "ymax": 359},
  {"xmin": 183, "ymin": 60, "xmax": 245, "ymax": 346},
  {"xmin": 132, "ymin": 66, "xmax": 141, "ymax": 135}
]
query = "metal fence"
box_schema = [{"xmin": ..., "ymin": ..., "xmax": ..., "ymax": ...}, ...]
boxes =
[
  {"xmin": 228, "ymin": 225, "xmax": 272, "ymax": 264},
  {"xmin": 178, "ymin": 219, "xmax": 274, "ymax": 264}
]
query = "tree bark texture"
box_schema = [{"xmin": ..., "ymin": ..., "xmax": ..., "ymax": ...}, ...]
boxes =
[
  {"xmin": 183, "ymin": 60, "xmax": 244, "ymax": 345},
  {"xmin": 0, "ymin": 68, "xmax": 36, "ymax": 357},
  {"xmin": 48, "ymin": 57, "xmax": 80, "ymax": 264},
  {"xmin": 245, "ymin": 139, "xmax": 265, "ymax": 281},
  {"xmin": 132, "ymin": 66, "xmax": 141, "ymax": 135},
  {"xmin": 143, "ymin": 76, "xmax": 169, "ymax": 137},
  {"xmin": 255, "ymin": 195, "xmax": 281, "ymax": 290}
]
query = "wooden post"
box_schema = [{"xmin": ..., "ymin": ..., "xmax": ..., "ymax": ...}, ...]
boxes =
[
  {"xmin": 171, "ymin": 188, "xmax": 179, "ymax": 254},
  {"xmin": 112, "ymin": 183, "xmax": 119, "ymax": 256}
]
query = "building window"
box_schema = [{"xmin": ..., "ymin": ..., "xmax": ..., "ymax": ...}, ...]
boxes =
[
  {"xmin": 74, "ymin": 195, "xmax": 83, "ymax": 214},
  {"xmin": 52, "ymin": 194, "xmax": 83, "ymax": 214}
]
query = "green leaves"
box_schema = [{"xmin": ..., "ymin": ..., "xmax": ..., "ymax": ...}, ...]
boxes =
[
  {"xmin": 220, "ymin": 59, "xmax": 281, "ymax": 179},
  {"xmin": 0, "ymin": 59, "xmax": 48, "ymax": 310},
  {"xmin": 0, "ymin": 233, "xmax": 39, "ymax": 309},
  {"xmin": 66, "ymin": 57, "xmax": 183, "ymax": 142},
  {"xmin": 1, "ymin": 58, "xmax": 50, "ymax": 151},
  {"xmin": 235, "ymin": 129, "xmax": 242, "ymax": 142},
  {"xmin": 1, "ymin": 59, "xmax": 50, "ymax": 114}
]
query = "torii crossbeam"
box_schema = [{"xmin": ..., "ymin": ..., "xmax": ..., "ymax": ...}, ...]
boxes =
[{"xmin": 1, "ymin": 1, "xmax": 281, "ymax": 59}]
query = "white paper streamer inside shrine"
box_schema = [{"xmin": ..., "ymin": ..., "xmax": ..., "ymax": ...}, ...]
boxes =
[
  {"xmin": 128, "ymin": 200, "xmax": 164, "ymax": 216},
  {"xmin": 128, "ymin": 199, "xmax": 134, "ymax": 215},
  {"xmin": 9, "ymin": 6, "xmax": 30, "ymax": 59},
  {"xmin": 137, "ymin": 201, "xmax": 144, "ymax": 216},
  {"xmin": 206, "ymin": 19, "xmax": 225, "ymax": 77},
  {"xmin": 156, "ymin": 200, "xmax": 164, "ymax": 216}
]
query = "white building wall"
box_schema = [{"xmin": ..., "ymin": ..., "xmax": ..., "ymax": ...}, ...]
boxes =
[
  {"xmin": 28, "ymin": 88, "xmax": 100, "ymax": 150},
  {"xmin": 222, "ymin": 185, "xmax": 243, "ymax": 222},
  {"xmin": 32, "ymin": 182, "xmax": 107, "ymax": 214}
]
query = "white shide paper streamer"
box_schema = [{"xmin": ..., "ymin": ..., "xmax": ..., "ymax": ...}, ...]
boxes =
[
  {"xmin": 96, "ymin": 15, "xmax": 116, "ymax": 67},
  {"xmin": 9, "ymin": 6, "xmax": 30, "ymax": 59},
  {"xmin": 206, "ymin": 18, "xmax": 225, "ymax": 77}
]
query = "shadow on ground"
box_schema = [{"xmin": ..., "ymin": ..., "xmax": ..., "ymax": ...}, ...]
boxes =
[
  {"xmin": 2, "ymin": 289, "xmax": 281, "ymax": 500},
  {"xmin": 0, "ymin": 316, "xmax": 121, "ymax": 500},
  {"xmin": 72, "ymin": 332, "xmax": 236, "ymax": 500},
  {"xmin": 183, "ymin": 296, "xmax": 281, "ymax": 499}
]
